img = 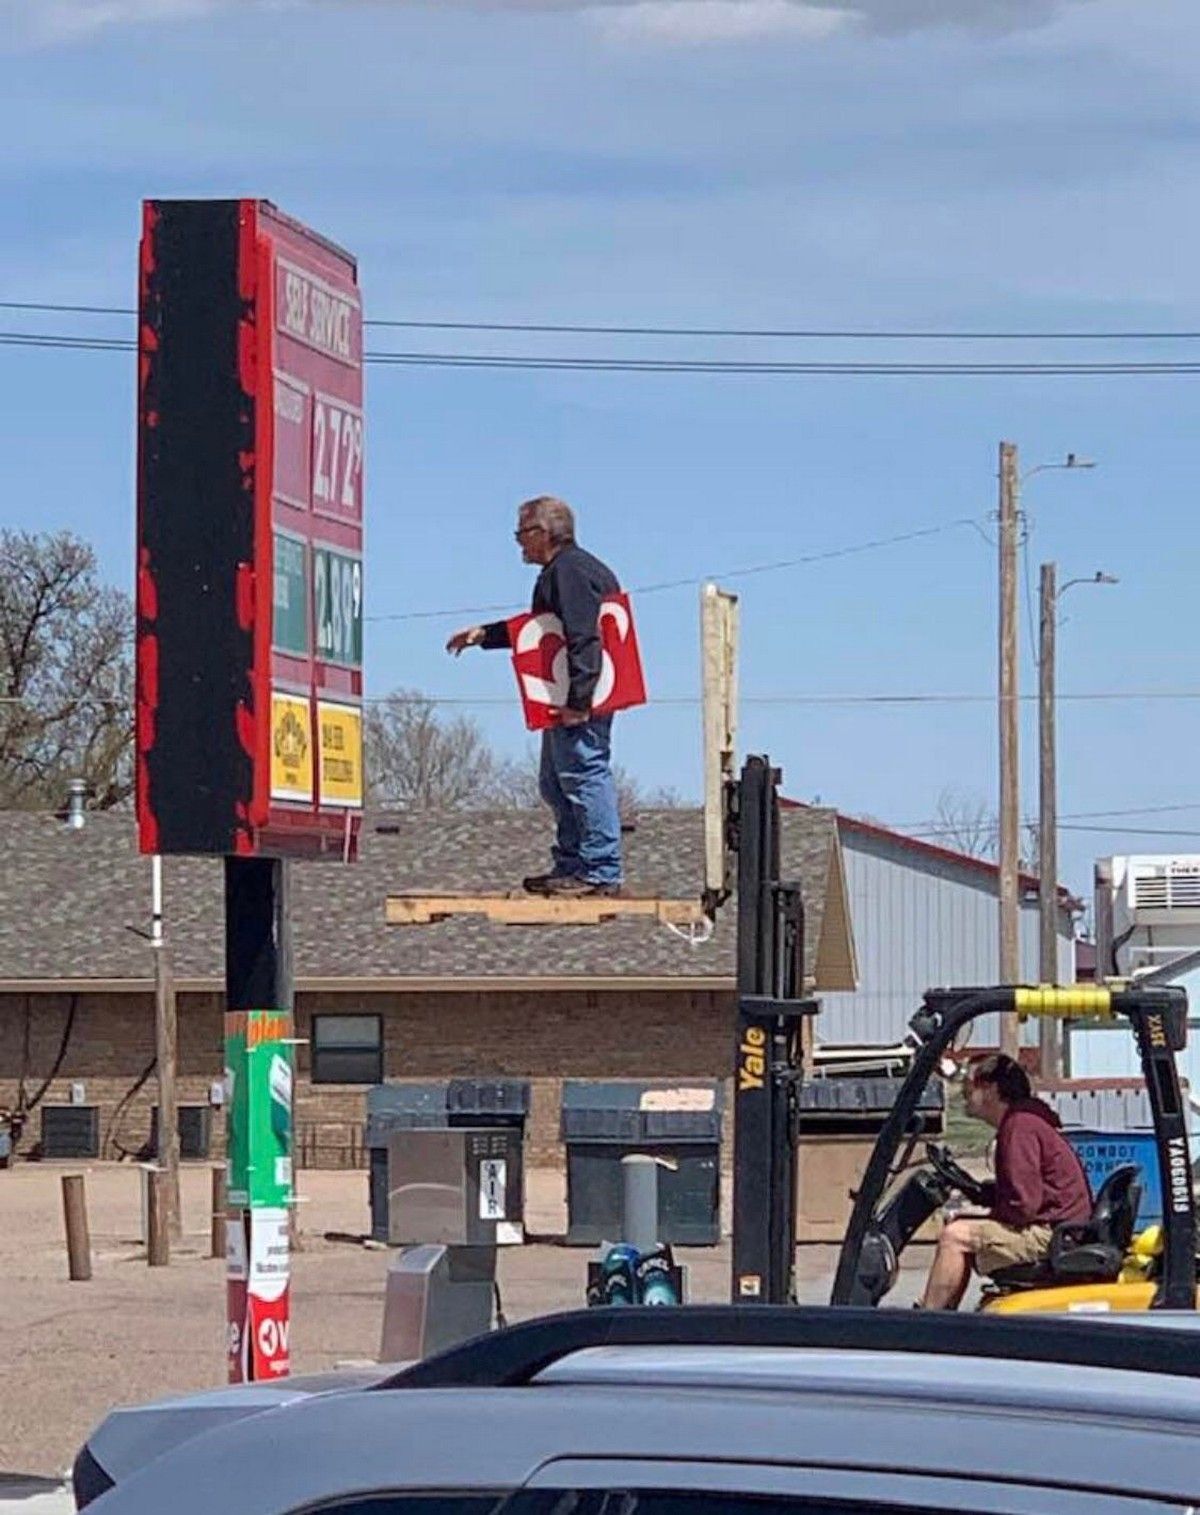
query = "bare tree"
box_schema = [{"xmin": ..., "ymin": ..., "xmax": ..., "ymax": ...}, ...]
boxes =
[
  {"xmin": 365, "ymin": 690, "xmax": 687, "ymax": 814},
  {"xmin": 490, "ymin": 745, "xmax": 684, "ymax": 817},
  {"xmin": 0, "ymin": 531, "xmax": 133, "ymax": 811},
  {"xmin": 930, "ymin": 788, "xmax": 997, "ymax": 859},
  {"xmin": 365, "ymin": 689, "xmax": 504, "ymax": 808}
]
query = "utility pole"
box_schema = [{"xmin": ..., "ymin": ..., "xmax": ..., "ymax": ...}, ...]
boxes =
[
  {"xmin": 152, "ymin": 854, "xmax": 182, "ymax": 1242},
  {"xmin": 1038, "ymin": 561, "xmax": 1062, "ymax": 1079},
  {"xmin": 1038, "ymin": 562, "xmax": 1116, "ymax": 1079},
  {"xmin": 998, "ymin": 441, "xmax": 1021, "ymax": 1057}
]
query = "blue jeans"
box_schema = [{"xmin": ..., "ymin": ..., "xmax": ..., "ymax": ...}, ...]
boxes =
[{"xmin": 539, "ymin": 716, "xmax": 622, "ymax": 884}]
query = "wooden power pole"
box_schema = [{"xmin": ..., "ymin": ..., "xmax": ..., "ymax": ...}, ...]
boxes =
[
  {"xmin": 152, "ymin": 854, "xmax": 182, "ymax": 1242},
  {"xmin": 998, "ymin": 441, "xmax": 1021, "ymax": 1057},
  {"xmin": 1038, "ymin": 562, "xmax": 1063, "ymax": 1079}
]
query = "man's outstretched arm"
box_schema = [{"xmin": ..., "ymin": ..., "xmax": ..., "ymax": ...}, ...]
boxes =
[{"xmin": 446, "ymin": 620, "xmax": 510, "ymax": 655}]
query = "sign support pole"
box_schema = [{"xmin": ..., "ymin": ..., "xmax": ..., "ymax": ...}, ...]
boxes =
[{"xmin": 224, "ymin": 857, "xmax": 294, "ymax": 1382}]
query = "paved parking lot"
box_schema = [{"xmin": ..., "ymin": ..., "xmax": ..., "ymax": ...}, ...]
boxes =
[{"xmin": 3, "ymin": 1161, "xmax": 925, "ymax": 1492}]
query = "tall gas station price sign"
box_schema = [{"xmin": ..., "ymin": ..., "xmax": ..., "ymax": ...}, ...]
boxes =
[
  {"xmin": 137, "ymin": 198, "xmax": 364, "ymax": 860},
  {"xmin": 136, "ymin": 200, "xmax": 364, "ymax": 1382}
]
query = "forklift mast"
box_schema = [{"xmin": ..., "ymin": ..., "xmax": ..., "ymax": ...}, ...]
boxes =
[{"xmin": 730, "ymin": 756, "xmax": 819, "ymax": 1304}]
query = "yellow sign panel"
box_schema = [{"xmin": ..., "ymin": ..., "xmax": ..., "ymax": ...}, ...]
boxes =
[
  {"xmin": 270, "ymin": 692, "xmax": 313, "ymax": 802},
  {"xmin": 318, "ymin": 700, "xmax": 363, "ymax": 808}
]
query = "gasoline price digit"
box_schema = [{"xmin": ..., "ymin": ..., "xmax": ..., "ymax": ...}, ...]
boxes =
[
  {"xmin": 312, "ymin": 399, "xmax": 363, "ymax": 517},
  {"xmin": 314, "ymin": 548, "xmax": 362, "ymax": 668}
]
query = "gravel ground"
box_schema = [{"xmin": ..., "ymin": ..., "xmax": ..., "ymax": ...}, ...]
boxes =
[{"xmin": 3, "ymin": 1161, "xmax": 925, "ymax": 1483}]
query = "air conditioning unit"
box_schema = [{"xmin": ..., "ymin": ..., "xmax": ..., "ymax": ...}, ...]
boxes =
[{"xmin": 1095, "ymin": 855, "xmax": 1200, "ymax": 977}]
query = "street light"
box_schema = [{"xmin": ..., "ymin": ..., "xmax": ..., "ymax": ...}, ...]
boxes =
[
  {"xmin": 1023, "ymin": 454, "xmax": 1097, "ymax": 484},
  {"xmin": 1039, "ymin": 562, "xmax": 1118, "ymax": 1079}
]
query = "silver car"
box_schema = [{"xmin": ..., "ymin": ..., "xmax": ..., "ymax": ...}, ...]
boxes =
[{"xmin": 76, "ymin": 1306, "xmax": 1200, "ymax": 1513}]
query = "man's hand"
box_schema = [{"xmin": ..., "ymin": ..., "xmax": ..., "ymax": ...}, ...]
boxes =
[
  {"xmin": 446, "ymin": 625, "xmax": 484, "ymax": 656},
  {"xmin": 555, "ymin": 706, "xmax": 590, "ymax": 727}
]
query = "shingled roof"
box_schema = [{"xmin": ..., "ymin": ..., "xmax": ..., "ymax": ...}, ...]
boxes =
[{"xmin": 0, "ymin": 807, "xmax": 855, "ymax": 991}]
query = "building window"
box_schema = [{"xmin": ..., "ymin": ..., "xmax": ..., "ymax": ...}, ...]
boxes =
[{"xmin": 311, "ymin": 1014, "xmax": 383, "ymax": 1085}]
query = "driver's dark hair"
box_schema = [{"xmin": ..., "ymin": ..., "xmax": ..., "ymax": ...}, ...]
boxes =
[{"xmin": 968, "ymin": 1053, "xmax": 1031, "ymax": 1104}]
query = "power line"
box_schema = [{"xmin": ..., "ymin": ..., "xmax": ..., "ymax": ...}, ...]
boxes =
[
  {"xmin": 360, "ymin": 689, "xmax": 1200, "ymax": 708},
  {"xmin": 367, "ymin": 518, "xmax": 980, "ymax": 623},
  {"xmin": 5, "ymin": 299, "xmax": 1200, "ymax": 341},
  {"xmin": 894, "ymin": 801, "xmax": 1200, "ymax": 830},
  {"xmin": 908, "ymin": 820, "xmax": 1200, "ymax": 841},
  {"xmin": 1060, "ymin": 824, "xmax": 1200, "ymax": 838},
  {"xmin": 6, "ymin": 329, "xmax": 1200, "ymax": 376},
  {"xmin": 364, "ymin": 353, "xmax": 1200, "ymax": 376}
]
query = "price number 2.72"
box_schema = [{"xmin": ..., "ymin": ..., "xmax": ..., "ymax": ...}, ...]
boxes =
[{"xmin": 312, "ymin": 398, "xmax": 363, "ymax": 519}]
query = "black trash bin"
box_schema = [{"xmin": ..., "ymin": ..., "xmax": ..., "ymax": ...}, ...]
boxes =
[
  {"xmin": 365, "ymin": 1079, "xmax": 530, "ymax": 1242},
  {"xmin": 560, "ymin": 1080, "xmax": 723, "ymax": 1247}
]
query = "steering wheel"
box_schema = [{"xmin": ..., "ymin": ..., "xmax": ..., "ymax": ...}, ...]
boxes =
[{"xmin": 925, "ymin": 1142, "xmax": 988, "ymax": 1203}]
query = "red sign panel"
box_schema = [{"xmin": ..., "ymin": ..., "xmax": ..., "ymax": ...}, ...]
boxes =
[
  {"xmin": 226, "ymin": 1207, "xmax": 291, "ymax": 1383},
  {"xmin": 261, "ymin": 205, "xmax": 365, "ymax": 854},
  {"xmin": 137, "ymin": 200, "xmax": 364, "ymax": 859},
  {"xmin": 508, "ymin": 592, "xmax": 648, "ymax": 732}
]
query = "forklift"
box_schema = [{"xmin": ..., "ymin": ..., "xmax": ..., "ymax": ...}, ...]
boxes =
[
  {"xmin": 728, "ymin": 755, "xmax": 1198, "ymax": 1313},
  {"xmin": 829, "ymin": 982, "xmax": 1198, "ymax": 1313}
]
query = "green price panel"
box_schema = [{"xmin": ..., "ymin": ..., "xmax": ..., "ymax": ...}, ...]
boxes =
[
  {"xmin": 313, "ymin": 544, "xmax": 363, "ymax": 669},
  {"xmin": 272, "ymin": 533, "xmax": 308, "ymax": 656}
]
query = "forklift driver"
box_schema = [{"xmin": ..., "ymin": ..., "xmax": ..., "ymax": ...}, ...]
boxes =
[{"xmin": 917, "ymin": 1054, "xmax": 1092, "ymax": 1309}]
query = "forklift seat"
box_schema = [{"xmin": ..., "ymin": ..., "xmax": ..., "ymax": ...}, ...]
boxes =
[{"xmin": 987, "ymin": 1165, "xmax": 1142, "ymax": 1291}]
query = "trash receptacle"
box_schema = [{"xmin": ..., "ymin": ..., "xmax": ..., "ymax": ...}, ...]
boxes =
[
  {"xmin": 561, "ymin": 1080, "xmax": 723, "ymax": 1247},
  {"xmin": 365, "ymin": 1080, "xmax": 529, "ymax": 1242},
  {"xmin": 795, "ymin": 1076, "xmax": 945, "ymax": 1242}
]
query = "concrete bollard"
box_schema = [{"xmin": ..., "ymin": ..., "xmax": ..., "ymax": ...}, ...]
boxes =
[{"xmin": 620, "ymin": 1154, "xmax": 662, "ymax": 1255}]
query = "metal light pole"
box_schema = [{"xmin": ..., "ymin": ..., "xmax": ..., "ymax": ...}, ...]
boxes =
[{"xmin": 1038, "ymin": 565, "xmax": 1117, "ymax": 1079}]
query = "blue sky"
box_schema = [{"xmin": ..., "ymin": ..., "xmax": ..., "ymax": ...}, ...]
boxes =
[{"xmin": 2, "ymin": 0, "xmax": 1198, "ymax": 899}]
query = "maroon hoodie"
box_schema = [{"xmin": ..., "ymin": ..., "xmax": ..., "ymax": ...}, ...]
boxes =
[{"xmin": 992, "ymin": 1098, "xmax": 1092, "ymax": 1228}]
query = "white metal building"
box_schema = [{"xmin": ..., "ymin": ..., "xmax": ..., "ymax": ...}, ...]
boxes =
[
  {"xmin": 1068, "ymin": 856, "xmax": 1200, "ymax": 1132},
  {"xmin": 817, "ymin": 815, "xmax": 1077, "ymax": 1048}
]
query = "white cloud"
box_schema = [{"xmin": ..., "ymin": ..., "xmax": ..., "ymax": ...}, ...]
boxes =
[
  {"xmin": 587, "ymin": 1, "xmax": 850, "ymax": 43},
  {"xmin": 0, "ymin": 0, "xmax": 1095, "ymax": 48},
  {"xmin": 3, "ymin": 0, "xmax": 225, "ymax": 46}
]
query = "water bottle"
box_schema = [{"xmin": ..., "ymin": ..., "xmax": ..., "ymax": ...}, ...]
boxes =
[
  {"xmin": 599, "ymin": 1242, "xmax": 640, "ymax": 1306},
  {"xmin": 635, "ymin": 1244, "xmax": 680, "ymax": 1306}
]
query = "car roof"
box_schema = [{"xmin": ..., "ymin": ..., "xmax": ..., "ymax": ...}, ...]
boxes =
[
  {"xmin": 98, "ymin": 1344, "xmax": 1200, "ymax": 1514},
  {"xmin": 537, "ymin": 1343, "xmax": 1200, "ymax": 1422}
]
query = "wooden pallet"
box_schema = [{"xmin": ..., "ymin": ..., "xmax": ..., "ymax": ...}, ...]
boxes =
[{"xmin": 385, "ymin": 890, "xmax": 708, "ymax": 927}]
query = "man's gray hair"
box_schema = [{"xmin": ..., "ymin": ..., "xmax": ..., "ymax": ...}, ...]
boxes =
[{"xmin": 519, "ymin": 495, "xmax": 576, "ymax": 546}]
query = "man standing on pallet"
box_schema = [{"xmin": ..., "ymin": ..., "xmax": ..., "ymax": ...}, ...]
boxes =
[{"xmin": 446, "ymin": 496, "xmax": 623, "ymax": 898}]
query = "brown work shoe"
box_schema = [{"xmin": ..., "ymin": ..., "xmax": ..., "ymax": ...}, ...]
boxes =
[
  {"xmin": 541, "ymin": 876, "xmax": 622, "ymax": 898},
  {"xmin": 522, "ymin": 872, "xmax": 577, "ymax": 894}
]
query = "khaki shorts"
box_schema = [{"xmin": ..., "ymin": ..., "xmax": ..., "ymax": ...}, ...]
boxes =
[{"xmin": 969, "ymin": 1219, "xmax": 1054, "ymax": 1275}]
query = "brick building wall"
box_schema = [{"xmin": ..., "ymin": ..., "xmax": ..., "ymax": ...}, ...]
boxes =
[{"xmin": 0, "ymin": 986, "xmax": 733, "ymax": 1170}]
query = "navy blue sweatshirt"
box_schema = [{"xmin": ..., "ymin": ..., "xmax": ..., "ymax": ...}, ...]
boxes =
[{"xmin": 481, "ymin": 544, "xmax": 620, "ymax": 712}]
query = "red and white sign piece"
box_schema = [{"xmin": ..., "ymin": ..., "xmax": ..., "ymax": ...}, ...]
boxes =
[
  {"xmin": 508, "ymin": 592, "xmax": 647, "ymax": 733},
  {"xmin": 227, "ymin": 1208, "xmax": 291, "ymax": 1383}
]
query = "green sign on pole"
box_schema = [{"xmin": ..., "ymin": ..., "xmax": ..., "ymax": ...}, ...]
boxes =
[
  {"xmin": 273, "ymin": 533, "xmax": 308, "ymax": 657},
  {"xmin": 313, "ymin": 544, "xmax": 363, "ymax": 669},
  {"xmin": 225, "ymin": 1010, "xmax": 294, "ymax": 1210}
]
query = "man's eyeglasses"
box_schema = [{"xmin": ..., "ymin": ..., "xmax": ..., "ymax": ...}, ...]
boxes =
[{"xmin": 514, "ymin": 524, "xmax": 544, "ymax": 541}]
